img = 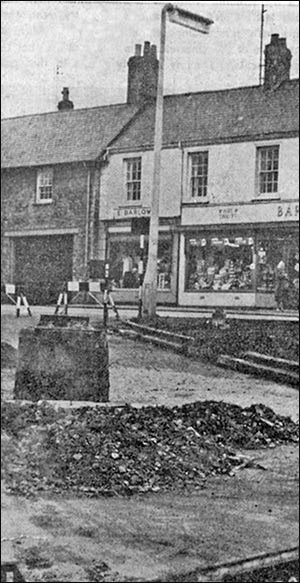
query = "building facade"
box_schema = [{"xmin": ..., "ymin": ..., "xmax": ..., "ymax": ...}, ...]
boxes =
[
  {"xmin": 179, "ymin": 137, "xmax": 299, "ymax": 309},
  {"xmin": 1, "ymin": 45, "xmax": 152, "ymax": 303},
  {"xmin": 99, "ymin": 34, "xmax": 299, "ymax": 309},
  {"xmin": 1, "ymin": 35, "xmax": 299, "ymax": 308}
]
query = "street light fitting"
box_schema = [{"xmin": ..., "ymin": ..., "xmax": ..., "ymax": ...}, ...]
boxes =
[{"xmin": 167, "ymin": 5, "xmax": 213, "ymax": 34}]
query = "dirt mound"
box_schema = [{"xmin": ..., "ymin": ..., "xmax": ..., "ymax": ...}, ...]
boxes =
[
  {"xmin": 1, "ymin": 342, "xmax": 17, "ymax": 368},
  {"xmin": 1, "ymin": 400, "xmax": 299, "ymax": 498},
  {"xmin": 141, "ymin": 317, "xmax": 299, "ymax": 363}
]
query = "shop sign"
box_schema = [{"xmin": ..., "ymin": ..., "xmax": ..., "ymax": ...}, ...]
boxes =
[
  {"xmin": 182, "ymin": 201, "xmax": 299, "ymax": 226},
  {"xmin": 113, "ymin": 206, "xmax": 151, "ymax": 220},
  {"xmin": 277, "ymin": 203, "xmax": 299, "ymax": 219},
  {"xmin": 218, "ymin": 207, "xmax": 240, "ymax": 221}
]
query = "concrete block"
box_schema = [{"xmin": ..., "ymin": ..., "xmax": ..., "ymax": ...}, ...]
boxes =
[{"xmin": 14, "ymin": 325, "xmax": 109, "ymax": 401}]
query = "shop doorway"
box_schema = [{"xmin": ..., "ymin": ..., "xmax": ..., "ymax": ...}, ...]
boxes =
[{"xmin": 256, "ymin": 230, "xmax": 299, "ymax": 309}]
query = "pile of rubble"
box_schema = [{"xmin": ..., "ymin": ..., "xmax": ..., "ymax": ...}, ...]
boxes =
[
  {"xmin": 1, "ymin": 400, "xmax": 298, "ymax": 497},
  {"xmin": 224, "ymin": 561, "xmax": 299, "ymax": 582},
  {"xmin": 143, "ymin": 317, "xmax": 299, "ymax": 363}
]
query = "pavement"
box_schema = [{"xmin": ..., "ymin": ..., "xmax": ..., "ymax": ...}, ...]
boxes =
[{"xmin": 1, "ymin": 302, "xmax": 299, "ymax": 322}]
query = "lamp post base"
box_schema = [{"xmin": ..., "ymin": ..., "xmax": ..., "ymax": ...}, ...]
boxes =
[{"xmin": 142, "ymin": 282, "xmax": 158, "ymax": 318}]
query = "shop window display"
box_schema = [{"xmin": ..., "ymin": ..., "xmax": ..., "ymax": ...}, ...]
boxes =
[
  {"xmin": 108, "ymin": 235, "xmax": 172, "ymax": 289},
  {"xmin": 185, "ymin": 235, "xmax": 255, "ymax": 292}
]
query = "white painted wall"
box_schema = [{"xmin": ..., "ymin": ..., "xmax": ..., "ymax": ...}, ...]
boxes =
[
  {"xmin": 100, "ymin": 148, "xmax": 182, "ymax": 220},
  {"xmin": 100, "ymin": 137, "xmax": 299, "ymax": 222},
  {"xmin": 182, "ymin": 137, "xmax": 299, "ymax": 204}
]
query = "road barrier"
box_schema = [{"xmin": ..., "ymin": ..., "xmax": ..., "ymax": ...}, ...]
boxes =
[
  {"xmin": 54, "ymin": 277, "xmax": 119, "ymax": 325},
  {"xmin": 1, "ymin": 284, "xmax": 32, "ymax": 318}
]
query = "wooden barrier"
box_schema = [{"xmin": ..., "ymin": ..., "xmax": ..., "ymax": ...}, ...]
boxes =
[{"xmin": 1, "ymin": 284, "xmax": 32, "ymax": 318}]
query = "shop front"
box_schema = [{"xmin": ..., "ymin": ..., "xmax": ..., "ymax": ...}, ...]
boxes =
[
  {"xmin": 179, "ymin": 200, "xmax": 299, "ymax": 309},
  {"xmin": 104, "ymin": 207, "xmax": 179, "ymax": 304}
]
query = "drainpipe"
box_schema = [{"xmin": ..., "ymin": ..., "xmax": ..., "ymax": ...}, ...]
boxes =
[
  {"xmin": 175, "ymin": 140, "xmax": 185, "ymax": 306},
  {"xmin": 253, "ymin": 232, "xmax": 258, "ymax": 306},
  {"xmin": 90, "ymin": 162, "xmax": 101, "ymax": 259},
  {"xmin": 179, "ymin": 141, "xmax": 184, "ymax": 206},
  {"xmin": 84, "ymin": 163, "xmax": 91, "ymax": 271},
  {"xmin": 90, "ymin": 165, "xmax": 98, "ymax": 259}
]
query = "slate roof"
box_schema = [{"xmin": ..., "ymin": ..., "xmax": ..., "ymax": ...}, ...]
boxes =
[
  {"xmin": 109, "ymin": 79, "xmax": 299, "ymax": 151},
  {"xmin": 1, "ymin": 103, "xmax": 139, "ymax": 168},
  {"xmin": 1, "ymin": 79, "xmax": 298, "ymax": 168}
]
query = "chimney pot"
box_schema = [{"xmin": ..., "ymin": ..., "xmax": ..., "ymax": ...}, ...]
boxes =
[
  {"xmin": 150, "ymin": 44, "xmax": 157, "ymax": 59},
  {"xmin": 271, "ymin": 33, "xmax": 280, "ymax": 43},
  {"xmin": 279, "ymin": 37, "xmax": 287, "ymax": 47},
  {"xmin": 62, "ymin": 87, "xmax": 69, "ymax": 100},
  {"xmin": 135, "ymin": 44, "xmax": 142, "ymax": 57},
  {"xmin": 57, "ymin": 87, "xmax": 74, "ymax": 111},
  {"xmin": 143, "ymin": 41, "xmax": 151, "ymax": 56}
]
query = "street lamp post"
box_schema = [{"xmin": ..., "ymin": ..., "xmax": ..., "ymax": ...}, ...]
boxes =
[{"xmin": 142, "ymin": 4, "xmax": 213, "ymax": 318}]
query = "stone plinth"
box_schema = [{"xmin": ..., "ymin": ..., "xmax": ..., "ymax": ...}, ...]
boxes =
[{"xmin": 14, "ymin": 324, "xmax": 109, "ymax": 402}]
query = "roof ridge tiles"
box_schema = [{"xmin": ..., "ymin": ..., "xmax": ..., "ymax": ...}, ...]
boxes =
[
  {"xmin": 2, "ymin": 77, "xmax": 298, "ymax": 122},
  {"xmin": 163, "ymin": 78, "xmax": 299, "ymax": 100},
  {"xmin": 1, "ymin": 101, "xmax": 139, "ymax": 122}
]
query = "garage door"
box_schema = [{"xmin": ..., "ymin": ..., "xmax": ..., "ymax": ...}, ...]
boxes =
[{"xmin": 14, "ymin": 235, "xmax": 73, "ymax": 305}]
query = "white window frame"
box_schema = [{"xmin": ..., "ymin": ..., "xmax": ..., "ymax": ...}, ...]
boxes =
[
  {"xmin": 124, "ymin": 157, "xmax": 142, "ymax": 202},
  {"xmin": 256, "ymin": 145, "xmax": 280, "ymax": 199},
  {"xmin": 188, "ymin": 151, "xmax": 209, "ymax": 200},
  {"xmin": 36, "ymin": 167, "xmax": 53, "ymax": 204}
]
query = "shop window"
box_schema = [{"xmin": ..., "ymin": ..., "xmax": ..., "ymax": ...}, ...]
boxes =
[
  {"xmin": 185, "ymin": 234, "xmax": 255, "ymax": 292},
  {"xmin": 256, "ymin": 146, "xmax": 279, "ymax": 196},
  {"xmin": 108, "ymin": 235, "xmax": 172, "ymax": 289},
  {"xmin": 256, "ymin": 233, "xmax": 299, "ymax": 303},
  {"xmin": 125, "ymin": 157, "xmax": 142, "ymax": 201},
  {"xmin": 189, "ymin": 152, "xmax": 209, "ymax": 199},
  {"xmin": 36, "ymin": 167, "xmax": 53, "ymax": 203}
]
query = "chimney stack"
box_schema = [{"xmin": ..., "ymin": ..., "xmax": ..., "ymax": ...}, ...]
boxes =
[
  {"xmin": 57, "ymin": 87, "xmax": 74, "ymax": 111},
  {"xmin": 127, "ymin": 41, "xmax": 159, "ymax": 107},
  {"xmin": 264, "ymin": 34, "xmax": 292, "ymax": 90}
]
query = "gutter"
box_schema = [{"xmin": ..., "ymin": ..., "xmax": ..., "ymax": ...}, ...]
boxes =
[{"xmin": 104, "ymin": 130, "xmax": 299, "ymax": 156}]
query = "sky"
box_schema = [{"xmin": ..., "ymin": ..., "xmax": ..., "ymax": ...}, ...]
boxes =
[{"xmin": 1, "ymin": 1, "xmax": 299, "ymax": 118}]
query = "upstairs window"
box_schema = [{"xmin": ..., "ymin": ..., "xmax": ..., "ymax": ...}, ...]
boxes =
[
  {"xmin": 36, "ymin": 167, "xmax": 53, "ymax": 203},
  {"xmin": 125, "ymin": 157, "xmax": 141, "ymax": 201},
  {"xmin": 189, "ymin": 151, "xmax": 209, "ymax": 199},
  {"xmin": 257, "ymin": 146, "xmax": 279, "ymax": 196}
]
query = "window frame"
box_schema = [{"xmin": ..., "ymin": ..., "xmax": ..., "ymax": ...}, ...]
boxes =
[
  {"xmin": 188, "ymin": 150, "xmax": 209, "ymax": 201},
  {"xmin": 124, "ymin": 157, "xmax": 142, "ymax": 202},
  {"xmin": 36, "ymin": 167, "xmax": 53, "ymax": 204},
  {"xmin": 256, "ymin": 145, "xmax": 280, "ymax": 199}
]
